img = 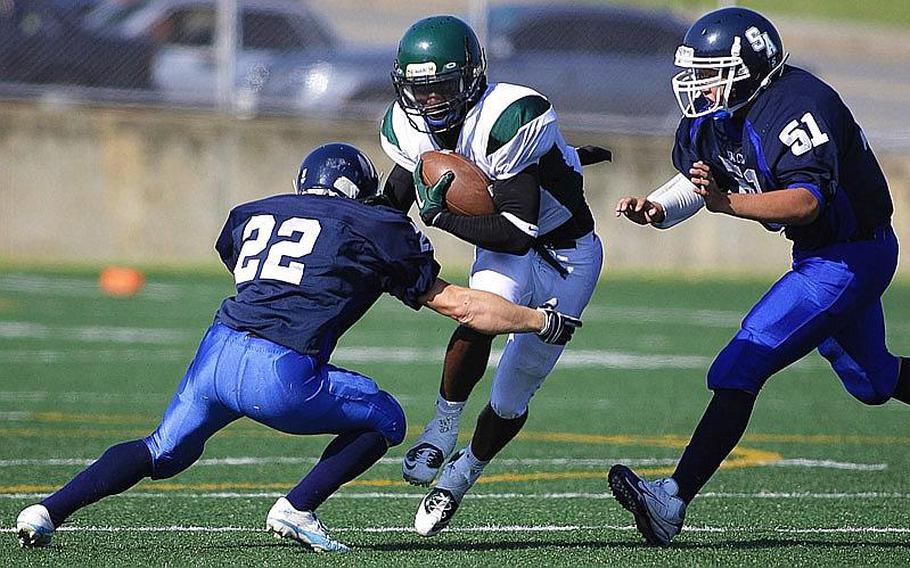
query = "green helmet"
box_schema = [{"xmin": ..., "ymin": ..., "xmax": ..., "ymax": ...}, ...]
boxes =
[{"xmin": 392, "ymin": 15, "xmax": 487, "ymax": 133}]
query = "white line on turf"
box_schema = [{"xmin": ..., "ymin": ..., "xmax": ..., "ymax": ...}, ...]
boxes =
[
  {"xmin": 0, "ymin": 456, "xmax": 885, "ymax": 471},
  {"xmin": 1, "ymin": 524, "xmax": 908, "ymax": 534},
  {"xmin": 2, "ymin": 491, "xmax": 908, "ymax": 500},
  {"xmin": 0, "ymin": 345, "xmax": 829, "ymax": 372}
]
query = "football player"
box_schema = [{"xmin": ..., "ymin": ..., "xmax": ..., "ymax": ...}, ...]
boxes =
[
  {"xmin": 379, "ymin": 15, "xmax": 606, "ymax": 536},
  {"xmin": 15, "ymin": 143, "xmax": 582, "ymax": 552},
  {"xmin": 611, "ymin": 7, "xmax": 910, "ymax": 546}
]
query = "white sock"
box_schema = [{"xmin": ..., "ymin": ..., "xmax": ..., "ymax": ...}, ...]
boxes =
[
  {"xmin": 436, "ymin": 394, "xmax": 466, "ymax": 415},
  {"xmin": 464, "ymin": 443, "xmax": 490, "ymax": 470}
]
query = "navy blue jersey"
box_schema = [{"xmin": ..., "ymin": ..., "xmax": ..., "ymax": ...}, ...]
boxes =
[
  {"xmin": 673, "ymin": 66, "xmax": 892, "ymax": 250},
  {"xmin": 214, "ymin": 194, "xmax": 440, "ymax": 362}
]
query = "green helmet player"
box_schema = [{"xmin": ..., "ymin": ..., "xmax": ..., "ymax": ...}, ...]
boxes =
[
  {"xmin": 391, "ymin": 15, "xmax": 487, "ymax": 133},
  {"xmin": 382, "ymin": 15, "xmax": 609, "ymax": 541}
]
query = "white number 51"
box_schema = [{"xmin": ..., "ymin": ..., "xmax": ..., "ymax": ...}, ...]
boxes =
[{"xmin": 779, "ymin": 112, "xmax": 830, "ymax": 157}]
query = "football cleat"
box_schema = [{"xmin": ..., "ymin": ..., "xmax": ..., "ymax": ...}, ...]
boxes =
[
  {"xmin": 265, "ymin": 497, "xmax": 350, "ymax": 553},
  {"xmin": 608, "ymin": 465, "xmax": 686, "ymax": 546},
  {"xmin": 16, "ymin": 504, "xmax": 55, "ymax": 548},
  {"xmin": 402, "ymin": 412, "xmax": 460, "ymax": 486},
  {"xmin": 414, "ymin": 449, "xmax": 483, "ymax": 537}
]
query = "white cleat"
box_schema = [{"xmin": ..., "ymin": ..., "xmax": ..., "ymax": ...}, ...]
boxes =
[
  {"xmin": 16, "ymin": 504, "xmax": 55, "ymax": 548},
  {"xmin": 265, "ymin": 498, "xmax": 350, "ymax": 553},
  {"xmin": 414, "ymin": 450, "xmax": 482, "ymax": 537},
  {"xmin": 608, "ymin": 465, "xmax": 686, "ymax": 546},
  {"xmin": 402, "ymin": 412, "xmax": 460, "ymax": 486}
]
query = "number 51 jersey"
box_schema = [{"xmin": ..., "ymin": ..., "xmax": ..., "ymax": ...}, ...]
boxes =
[
  {"xmin": 672, "ymin": 65, "xmax": 893, "ymax": 250},
  {"xmin": 214, "ymin": 194, "xmax": 439, "ymax": 363}
]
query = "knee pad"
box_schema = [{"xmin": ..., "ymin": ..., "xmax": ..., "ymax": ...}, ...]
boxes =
[
  {"xmin": 489, "ymin": 396, "xmax": 528, "ymax": 420},
  {"xmin": 819, "ymin": 339, "xmax": 894, "ymax": 406},
  {"xmin": 706, "ymin": 333, "xmax": 773, "ymax": 395},
  {"xmin": 143, "ymin": 433, "xmax": 205, "ymax": 480},
  {"xmin": 374, "ymin": 391, "xmax": 407, "ymax": 447}
]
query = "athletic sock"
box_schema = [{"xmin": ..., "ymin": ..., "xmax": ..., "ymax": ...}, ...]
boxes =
[
  {"xmin": 286, "ymin": 430, "xmax": 387, "ymax": 512},
  {"xmin": 893, "ymin": 357, "xmax": 910, "ymax": 404},
  {"xmin": 464, "ymin": 443, "xmax": 490, "ymax": 471},
  {"xmin": 42, "ymin": 439, "xmax": 153, "ymax": 527},
  {"xmin": 671, "ymin": 389, "xmax": 756, "ymax": 504},
  {"xmin": 436, "ymin": 393, "xmax": 466, "ymax": 415}
]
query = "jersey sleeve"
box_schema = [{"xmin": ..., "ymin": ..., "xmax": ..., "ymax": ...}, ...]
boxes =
[
  {"xmin": 215, "ymin": 208, "xmax": 240, "ymax": 272},
  {"xmin": 380, "ymin": 102, "xmax": 418, "ymax": 172},
  {"xmin": 671, "ymin": 117, "xmax": 704, "ymax": 176},
  {"xmin": 764, "ymin": 99, "xmax": 841, "ymax": 208},
  {"xmin": 485, "ymin": 95, "xmax": 559, "ymax": 180},
  {"xmin": 366, "ymin": 214, "xmax": 441, "ymax": 310}
]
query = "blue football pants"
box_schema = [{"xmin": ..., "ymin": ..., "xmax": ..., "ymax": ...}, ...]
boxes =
[
  {"xmin": 143, "ymin": 322, "xmax": 406, "ymax": 479},
  {"xmin": 708, "ymin": 225, "xmax": 901, "ymax": 405}
]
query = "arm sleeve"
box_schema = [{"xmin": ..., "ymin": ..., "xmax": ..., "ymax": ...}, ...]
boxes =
[
  {"xmin": 214, "ymin": 209, "xmax": 239, "ymax": 272},
  {"xmin": 381, "ymin": 164, "xmax": 416, "ymax": 214},
  {"xmin": 432, "ymin": 164, "xmax": 540, "ymax": 254},
  {"xmin": 369, "ymin": 217, "xmax": 441, "ymax": 310},
  {"xmin": 647, "ymin": 174, "xmax": 705, "ymax": 229}
]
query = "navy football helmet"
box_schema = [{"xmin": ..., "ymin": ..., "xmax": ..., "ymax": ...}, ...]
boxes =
[
  {"xmin": 672, "ymin": 7, "xmax": 789, "ymax": 118},
  {"xmin": 295, "ymin": 143, "xmax": 380, "ymax": 201}
]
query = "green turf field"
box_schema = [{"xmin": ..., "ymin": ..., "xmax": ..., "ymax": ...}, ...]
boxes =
[{"xmin": 1, "ymin": 268, "xmax": 908, "ymax": 567}]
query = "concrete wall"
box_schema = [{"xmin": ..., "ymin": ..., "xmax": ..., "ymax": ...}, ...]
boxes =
[{"xmin": 2, "ymin": 102, "xmax": 909, "ymax": 275}]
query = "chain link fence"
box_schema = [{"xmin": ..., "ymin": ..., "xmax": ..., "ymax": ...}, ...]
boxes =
[{"xmin": 1, "ymin": 0, "xmax": 909, "ymax": 145}]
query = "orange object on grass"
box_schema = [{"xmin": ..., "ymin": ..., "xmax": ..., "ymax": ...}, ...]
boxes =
[{"xmin": 99, "ymin": 266, "xmax": 146, "ymax": 297}]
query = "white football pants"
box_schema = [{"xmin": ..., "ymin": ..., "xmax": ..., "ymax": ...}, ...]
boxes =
[{"xmin": 469, "ymin": 232, "xmax": 603, "ymax": 419}]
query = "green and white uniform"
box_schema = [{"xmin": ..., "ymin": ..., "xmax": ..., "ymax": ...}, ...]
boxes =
[{"xmin": 381, "ymin": 81, "xmax": 603, "ymax": 418}]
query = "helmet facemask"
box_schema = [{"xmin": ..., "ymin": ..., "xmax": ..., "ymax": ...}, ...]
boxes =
[
  {"xmin": 392, "ymin": 53, "xmax": 486, "ymax": 134},
  {"xmin": 672, "ymin": 37, "xmax": 752, "ymax": 118}
]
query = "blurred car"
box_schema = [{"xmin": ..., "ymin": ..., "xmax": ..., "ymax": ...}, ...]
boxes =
[
  {"xmin": 266, "ymin": 3, "xmax": 688, "ymax": 129},
  {"xmin": 0, "ymin": 0, "xmax": 156, "ymax": 89},
  {"xmin": 486, "ymin": 3, "xmax": 688, "ymax": 131},
  {"xmin": 83, "ymin": 0, "xmax": 336, "ymax": 103}
]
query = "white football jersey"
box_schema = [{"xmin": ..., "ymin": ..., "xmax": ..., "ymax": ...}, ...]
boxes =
[{"xmin": 380, "ymin": 82, "xmax": 586, "ymax": 237}]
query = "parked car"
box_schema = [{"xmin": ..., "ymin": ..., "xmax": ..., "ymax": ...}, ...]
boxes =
[
  {"xmin": 485, "ymin": 3, "xmax": 688, "ymax": 131},
  {"xmin": 83, "ymin": 0, "xmax": 337, "ymax": 103},
  {"xmin": 266, "ymin": 3, "xmax": 689, "ymax": 129},
  {"xmin": 0, "ymin": 0, "xmax": 156, "ymax": 89}
]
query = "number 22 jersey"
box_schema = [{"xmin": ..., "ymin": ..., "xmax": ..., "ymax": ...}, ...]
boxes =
[{"xmin": 214, "ymin": 194, "xmax": 439, "ymax": 363}]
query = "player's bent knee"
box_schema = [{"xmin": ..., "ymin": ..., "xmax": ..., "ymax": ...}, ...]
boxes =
[
  {"xmin": 489, "ymin": 398, "xmax": 527, "ymax": 421},
  {"xmin": 706, "ymin": 335, "xmax": 772, "ymax": 394},
  {"xmin": 143, "ymin": 434, "xmax": 205, "ymax": 480},
  {"xmin": 375, "ymin": 391, "xmax": 407, "ymax": 447},
  {"xmin": 820, "ymin": 338, "xmax": 894, "ymax": 406}
]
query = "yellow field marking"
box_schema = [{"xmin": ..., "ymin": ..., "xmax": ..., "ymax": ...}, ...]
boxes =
[{"xmin": 0, "ymin": 432, "xmax": 783, "ymax": 494}]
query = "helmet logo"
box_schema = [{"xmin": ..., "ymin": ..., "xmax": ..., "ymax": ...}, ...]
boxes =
[
  {"xmin": 745, "ymin": 26, "xmax": 778, "ymax": 58},
  {"xmin": 406, "ymin": 62, "xmax": 437, "ymax": 78}
]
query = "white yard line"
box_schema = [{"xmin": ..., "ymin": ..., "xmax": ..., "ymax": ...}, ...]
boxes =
[
  {"xmin": 0, "ymin": 456, "xmax": 886, "ymax": 471},
  {"xmin": 1, "ymin": 523, "xmax": 908, "ymax": 535},
  {"xmin": 2, "ymin": 491, "xmax": 907, "ymax": 500}
]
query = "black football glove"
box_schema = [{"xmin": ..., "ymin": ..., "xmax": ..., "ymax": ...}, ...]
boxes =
[
  {"xmin": 413, "ymin": 160, "xmax": 454, "ymax": 226},
  {"xmin": 535, "ymin": 299, "xmax": 582, "ymax": 345}
]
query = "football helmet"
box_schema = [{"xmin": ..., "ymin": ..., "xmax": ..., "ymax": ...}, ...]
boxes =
[
  {"xmin": 295, "ymin": 143, "xmax": 379, "ymax": 201},
  {"xmin": 672, "ymin": 7, "xmax": 789, "ymax": 118},
  {"xmin": 392, "ymin": 15, "xmax": 487, "ymax": 133}
]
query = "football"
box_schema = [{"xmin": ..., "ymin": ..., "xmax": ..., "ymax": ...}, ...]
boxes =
[{"xmin": 420, "ymin": 150, "xmax": 495, "ymax": 216}]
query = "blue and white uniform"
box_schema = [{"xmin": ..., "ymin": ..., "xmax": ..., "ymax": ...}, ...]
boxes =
[
  {"xmin": 672, "ymin": 66, "xmax": 899, "ymax": 404},
  {"xmin": 145, "ymin": 194, "xmax": 439, "ymax": 478}
]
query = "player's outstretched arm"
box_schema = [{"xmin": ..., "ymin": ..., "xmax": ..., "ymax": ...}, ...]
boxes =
[
  {"xmin": 418, "ymin": 278, "xmax": 580, "ymax": 345},
  {"xmin": 616, "ymin": 174, "xmax": 706, "ymax": 229}
]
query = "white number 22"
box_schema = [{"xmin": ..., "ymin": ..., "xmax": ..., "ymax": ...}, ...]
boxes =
[
  {"xmin": 234, "ymin": 215, "xmax": 321, "ymax": 285},
  {"xmin": 778, "ymin": 112, "xmax": 830, "ymax": 157}
]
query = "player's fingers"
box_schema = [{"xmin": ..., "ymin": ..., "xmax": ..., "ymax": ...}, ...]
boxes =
[{"xmin": 633, "ymin": 199, "xmax": 646, "ymax": 212}]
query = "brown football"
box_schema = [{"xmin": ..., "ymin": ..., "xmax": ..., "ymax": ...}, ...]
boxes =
[{"xmin": 420, "ymin": 150, "xmax": 494, "ymax": 216}]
